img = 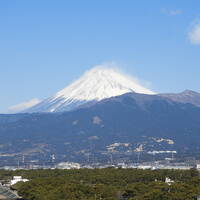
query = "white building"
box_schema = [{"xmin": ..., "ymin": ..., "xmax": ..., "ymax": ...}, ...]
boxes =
[
  {"xmin": 137, "ymin": 165, "xmax": 152, "ymax": 170},
  {"xmin": 165, "ymin": 177, "xmax": 174, "ymax": 185},
  {"xmin": 10, "ymin": 176, "xmax": 29, "ymax": 185},
  {"xmin": 56, "ymin": 162, "xmax": 80, "ymax": 169}
]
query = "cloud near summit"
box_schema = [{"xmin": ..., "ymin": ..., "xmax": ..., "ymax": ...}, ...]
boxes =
[
  {"xmin": 90, "ymin": 62, "xmax": 155, "ymax": 94},
  {"xmin": 8, "ymin": 98, "xmax": 41, "ymax": 113}
]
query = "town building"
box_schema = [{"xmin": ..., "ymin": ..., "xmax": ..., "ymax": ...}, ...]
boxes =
[{"xmin": 10, "ymin": 176, "xmax": 29, "ymax": 186}]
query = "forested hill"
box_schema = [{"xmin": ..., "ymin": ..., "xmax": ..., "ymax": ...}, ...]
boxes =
[{"xmin": 4, "ymin": 168, "xmax": 200, "ymax": 200}]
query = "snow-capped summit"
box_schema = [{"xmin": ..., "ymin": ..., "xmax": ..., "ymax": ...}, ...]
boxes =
[{"xmin": 25, "ymin": 65, "xmax": 155, "ymax": 113}]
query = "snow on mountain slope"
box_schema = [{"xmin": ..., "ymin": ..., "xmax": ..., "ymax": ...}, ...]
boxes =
[{"xmin": 24, "ymin": 66, "xmax": 155, "ymax": 113}]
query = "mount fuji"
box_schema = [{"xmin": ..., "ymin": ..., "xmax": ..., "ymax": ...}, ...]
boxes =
[{"xmin": 24, "ymin": 66, "xmax": 155, "ymax": 113}]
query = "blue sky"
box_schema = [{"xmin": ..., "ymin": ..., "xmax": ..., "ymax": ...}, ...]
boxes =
[{"xmin": 1, "ymin": 0, "xmax": 200, "ymax": 113}]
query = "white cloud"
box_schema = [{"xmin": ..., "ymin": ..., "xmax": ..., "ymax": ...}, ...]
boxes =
[
  {"xmin": 103, "ymin": 62, "xmax": 155, "ymax": 94},
  {"xmin": 8, "ymin": 98, "xmax": 40, "ymax": 113},
  {"xmin": 161, "ymin": 9, "xmax": 182, "ymax": 16},
  {"xmin": 188, "ymin": 21, "xmax": 200, "ymax": 45},
  {"xmin": 168, "ymin": 10, "xmax": 182, "ymax": 16}
]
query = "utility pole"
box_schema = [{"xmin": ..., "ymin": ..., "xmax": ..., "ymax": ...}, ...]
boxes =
[
  {"xmin": 110, "ymin": 153, "xmax": 113, "ymax": 164},
  {"xmin": 87, "ymin": 153, "xmax": 90, "ymax": 163},
  {"xmin": 137, "ymin": 152, "xmax": 140, "ymax": 163},
  {"xmin": 51, "ymin": 154, "xmax": 56, "ymax": 168},
  {"xmin": 51, "ymin": 154, "xmax": 55, "ymax": 163},
  {"xmin": 17, "ymin": 160, "xmax": 20, "ymax": 169},
  {"xmin": 22, "ymin": 155, "xmax": 25, "ymax": 164}
]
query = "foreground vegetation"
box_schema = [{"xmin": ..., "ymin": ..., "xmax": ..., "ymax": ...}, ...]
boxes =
[{"xmin": 1, "ymin": 168, "xmax": 200, "ymax": 199}]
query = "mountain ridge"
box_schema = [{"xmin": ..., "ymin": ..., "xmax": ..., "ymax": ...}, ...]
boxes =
[
  {"xmin": 159, "ymin": 89, "xmax": 200, "ymax": 107},
  {"xmin": 1, "ymin": 91, "xmax": 200, "ymax": 164}
]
